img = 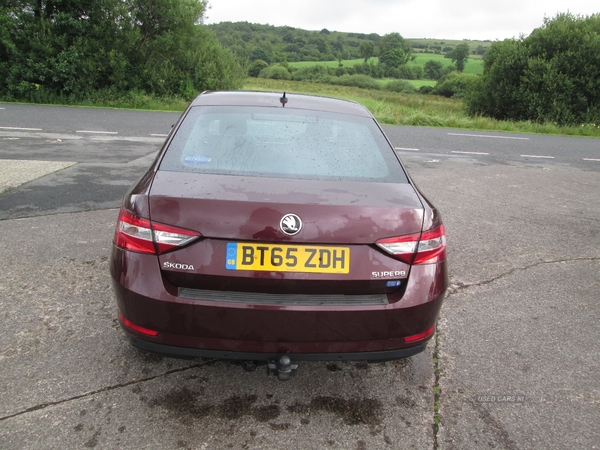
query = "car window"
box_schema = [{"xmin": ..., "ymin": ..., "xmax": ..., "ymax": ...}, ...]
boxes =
[{"xmin": 159, "ymin": 106, "xmax": 408, "ymax": 183}]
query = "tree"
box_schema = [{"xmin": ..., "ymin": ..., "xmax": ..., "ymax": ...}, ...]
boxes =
[
  {"xmin": 377, "ymin": 32, "xmax": 412, "ymax": 75},
  {"xmin": 258, "ymin": 64, "xmax": 291, "ymax": 80},
  {"xmin": 247, "ymin": 59, "xmax": 269, "ymax": 77},
  {"xmin": 379, "ymin": 48, "xmax": 409, "ymax": 69},
  {"xmin": 433, "ymin": 72, "xmax": 479, "ymax": 98},
  {"xmin": 467, "ymin": 39, "xmax": 528, "ymax": 120},
  {"xmin": 379, "ymin": 32, "xmax": 411, "ymax": 56},
  {"xmin": 424, "ymin": 60, "xmax": 444, "ymax": 80},
  {"xmin": 331, "ymin": 37, "xmax": 344, "ymax": 53},
  {"xmin": 474, "ymin": 45, "xmax": 487, "ymax": 55},
  {"xmin": 0, "ymin": 0, "xmax": 243, "ymax": 101},
  {"xmin": 207, "ymin": 22, "xmax": 385, "ymax": 64},
  {"xmin": 447, "ymin": 43, "xmax": 470, "ymax": 72},
  {"xmin": 359, "ymin": 40, "xmax": 375, "ymax": 62},
  {"xmin": 468, "ymin": 13, "xmax": 600, "ymax": 125},
  {"xmin": 309, "ymin": 35, "xmax": 329, "ymax": 54},
  {"xmin": 249, "ymin": 47, "xmax": 271, "ymax": 64}
]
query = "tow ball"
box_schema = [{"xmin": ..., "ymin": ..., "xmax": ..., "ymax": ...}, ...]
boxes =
[{"xmin": 267, "ymin": 355, "xmax": 298, "ymax": 381}]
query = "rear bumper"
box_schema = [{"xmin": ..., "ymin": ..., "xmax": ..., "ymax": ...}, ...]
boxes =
[
  {"xmin": 127, "ymin": 335, "xmax": 428, "ymax": 362},
  {"xmin": 110, "ymin": 245, "xmax": 447, "ymax": 359}
]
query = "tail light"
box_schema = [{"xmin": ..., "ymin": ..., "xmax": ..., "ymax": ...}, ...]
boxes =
[
  {"xmin": 376, "ymin": 224, "xmax": 446, "ymax": 264},
  {"xmin": 114, "ymin": 206, "xmax": 200, "ymax": 255}
]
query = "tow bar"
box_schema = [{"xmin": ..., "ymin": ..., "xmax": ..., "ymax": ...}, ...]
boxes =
[{"xmin": 267, "ymin": 356, "xmax": 298, "ymax": 381}]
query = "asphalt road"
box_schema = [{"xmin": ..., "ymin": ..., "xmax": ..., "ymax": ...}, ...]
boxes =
[{"xmin": 0, "ymin": 103, "xmax": 599, "ymax": 449}]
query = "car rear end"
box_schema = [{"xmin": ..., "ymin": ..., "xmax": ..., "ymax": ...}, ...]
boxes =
[{"xmin": 110, "ymin": 91, "xmax": 447, "ymax": 362}]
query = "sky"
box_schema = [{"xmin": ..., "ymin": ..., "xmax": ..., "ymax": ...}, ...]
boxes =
[{"xmin": 204, "ymin": 0, "xmax": 599, "ymax": 41}]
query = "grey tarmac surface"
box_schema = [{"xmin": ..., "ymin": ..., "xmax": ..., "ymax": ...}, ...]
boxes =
[
  {"xmin": 0, "ymin": 130, "xmax": 163, "ymax": 219},
  {"xmin": 0, "ymin": 105, "xmax": 599, "ymax": 449},
  {"xmin": 407, "ymin": 158, "xmax": 600, "ymax": 449},
  {"xmin": 0, "ymin": 209, "xmax": 435, "ymax": 449}
]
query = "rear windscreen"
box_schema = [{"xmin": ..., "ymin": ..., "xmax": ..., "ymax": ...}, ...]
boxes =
[{"xmin": 159, "ymin": 106, "xmax": 408, "ymax": 183}]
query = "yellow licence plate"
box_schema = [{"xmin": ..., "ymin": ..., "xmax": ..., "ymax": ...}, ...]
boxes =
[{"xmin": 226, "ymin": 242, "xmax": 350, "ymax": 274}]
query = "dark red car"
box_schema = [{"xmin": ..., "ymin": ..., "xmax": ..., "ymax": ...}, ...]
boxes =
[{"xmin": 110, "ymin": 91, "xmax": 447, "ymax": 379}]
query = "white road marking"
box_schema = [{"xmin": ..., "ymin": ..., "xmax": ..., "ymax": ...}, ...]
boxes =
[
  {"xmin": 583, "ymin": 158, "xmax": 600, "ymax": 162},
  {"xmin": 451, "ymin": 151, "xmax": 489, "ymax": 155},
  {"xmin": 521, "ymin": 154, "xmax": 554, "ymax": 159},
  {"xmin": 76, "ymin": 130, "xmax": 118, "ymax": 134},
  {"xmin": 151, "ymin": 133, "xmax": 168, "ymax": 137},
  {"xmin": 0, "ymin": 126, "xmax": 42, "ymax": 131},
  {"xmin": 449, "ymin": 133, "xmax": 529, "ymax": 140},
  {"xmin": 0, "ymin": 107, "xmax": 5, "ymax": 109}
]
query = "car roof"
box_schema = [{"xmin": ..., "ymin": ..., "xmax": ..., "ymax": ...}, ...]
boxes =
[{"xmin": 191, "ymin": 91, "xmax": 374, "ymax": 118}]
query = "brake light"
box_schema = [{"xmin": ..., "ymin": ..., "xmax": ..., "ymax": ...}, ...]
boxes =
[
  {"xmin": 376, "ymin": 224, "xmax": 446, "ymax": 264},
  {"xmin": 413, "ymin": 224, "xmax": 446, "ymax": 264},
  {"xmin": 114, "ymin": 206, "xmax": 200, "ymax": 254}
]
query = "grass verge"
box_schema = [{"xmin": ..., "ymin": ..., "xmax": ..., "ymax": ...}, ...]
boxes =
[
  {"xmin": 0, "ymin": 90, "xmax": 189, "ymax": 112},
  {"xmin": 244, "ymin": 78, "xmax": 600, "ymax": 137},
  {"xmin": 3, "ymin": 80, "xmax": 599, "ymax": 137}
]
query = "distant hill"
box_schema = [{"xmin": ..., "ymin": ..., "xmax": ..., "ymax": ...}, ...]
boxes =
[{"xmin": 208, "ymin": 22, "xmax": 492, "ymax": 64}]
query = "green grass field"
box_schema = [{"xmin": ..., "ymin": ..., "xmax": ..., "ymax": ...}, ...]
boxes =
[
  {"xmin": 288, "ymin": 54, "xmax": 484, "ymax": 75},
  {"xmin": 407, "ymin": 53, "xmax": 484, "ymax": 75}
]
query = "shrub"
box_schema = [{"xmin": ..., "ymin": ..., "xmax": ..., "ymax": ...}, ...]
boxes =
[
  {"xmin": 468, "ymin": 13, "xmax": 600, "ymax": 125},
  {"xmin": 433, "ymin": 72, "xmax": 479, "ymax": 98},
  {"xmin": 384, "ymin": 65, "xmax": 423, "ymax": 80},
  {"xmin": 424, "ymin": 60, "xmax": 444, "ymax": 80},
  {"xmin": 329, "ymin": 74, "xmax": 380, "ymax": 90},
  {"xmin": 248, "ymin": 60, "xmax": 269, "ymax": 77},
  {"xmin": 353, "ymin": 62, "xmax": 383, "ymax": 78},
  {"xmin": 258, "ymin": 65, "xmax": 292, "ymax": 80},
  {"xmin": 385, "ymin": 80, "xmax": 417, "ymax": 93},
  {"xmin": 291, "ymin": 65, "xmax": 332, "ymax": 82},
  {"xmin": 334, "ymin": 66, "xmax": 346, "ymax": 77}
]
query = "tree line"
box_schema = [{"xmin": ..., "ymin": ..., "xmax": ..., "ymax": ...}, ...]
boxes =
[
  {"xmin": 209, "ymin": 21, "xmax": 386, "ymax": 64},
  {"xmin": 0, "ymin": 0, "xmax": 244, "ymax": 103},
  {"xmin": 1, "ymin": 4, "xmax": 598, "ymax": 127},
  {"xmin": 246, "ymin": 34, "xmax": 473, "ymax": 82},
  {"xmin": 208, "ymin": 21, "xmax": 484, "ymax": 65},
  {"xmin": 209, "ymin": 21, "xmax": 478, "ymax": 86}
]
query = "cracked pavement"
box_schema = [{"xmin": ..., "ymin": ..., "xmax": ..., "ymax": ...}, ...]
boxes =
[
  {"xmin": 407, "ymin": 159, "xmax": 600, "ymax": 449},
  {"xmin": 1, "ymin": 108, "xmax": 599, "ymax": 448}
]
